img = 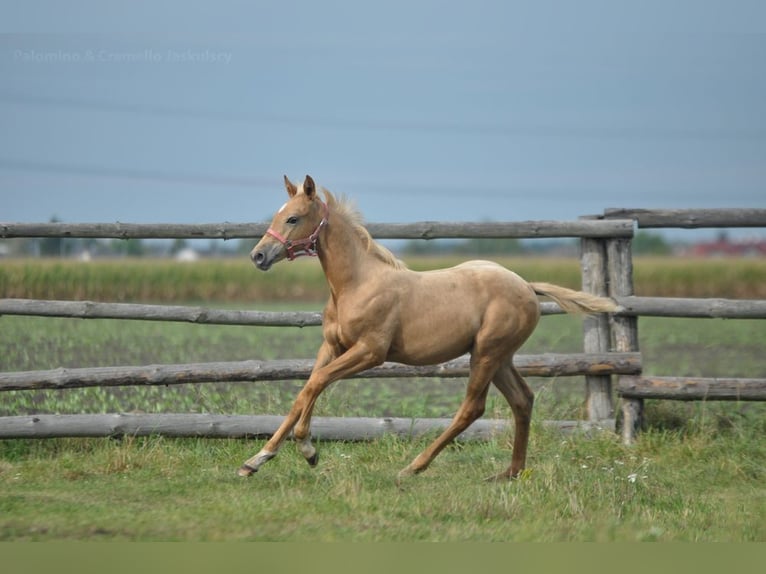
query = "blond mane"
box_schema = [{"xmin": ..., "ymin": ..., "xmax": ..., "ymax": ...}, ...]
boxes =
[{"xmin": 322, "ymin": 188, "xmax": 407, "ymax": 270}]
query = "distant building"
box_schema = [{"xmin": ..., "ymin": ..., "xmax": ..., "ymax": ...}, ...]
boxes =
[
  {"xmin": 175, "ymin": 247, "xmax": 200, "ymax": 262},
  {"xmin": 686, "ymin": 238, "xmax": 766, "ymax": 257}
]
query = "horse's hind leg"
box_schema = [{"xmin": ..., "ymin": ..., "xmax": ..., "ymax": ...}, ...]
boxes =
[
  {"xmin": 489, "ymin": 358, "xmax": 534, "ymax": 480},
  {"xmin": 397, "ymin": 354, "xmax": 497, "ymax": 481}
]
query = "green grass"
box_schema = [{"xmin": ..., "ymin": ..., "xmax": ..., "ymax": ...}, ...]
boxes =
[
  {"xmin": 1, "ymin": 257, "xmax": 765, "ymax": 541},
  {"xmin": 1, "ymin": 419, "xmax": 763, "ymax": 541},
  {"xmin": 1, "ymin": 310, "xmax": 764, "ymax": 541}
]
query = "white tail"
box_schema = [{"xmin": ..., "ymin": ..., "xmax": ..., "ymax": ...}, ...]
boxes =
[{"xmin": 530, "ymin": 282, "xmax": 619, "ymax": 315}]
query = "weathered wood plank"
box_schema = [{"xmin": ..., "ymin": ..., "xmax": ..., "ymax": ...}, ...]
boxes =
[
  {"xmin": 615, "ymin": 296, "xmax": 766, "ymax": 319},
  {"xmin": 603, "ymin": 208, "xmax": 766, "ymax": 229},
  {"xmin": 607, "ymin": 239, "xmax": 639, "ymax": 352},
  {"xmin": 0, "ymin": 299, "xmax": 564, "ymax": 324},
  {"xmin": 0, "ymin": 222, "xmax": 262, "ymax": 240},
  {"xmin": 0, "ymin": 299, "xmax": 325, "ymax": 326},
  {"xmin": 0, "ymin": 353, "xmax": 642, "ymax": 392},
  {"xmin": 0, "ymin": 219, "xmax": 635, "ymax": 240},
  {"xmin": 607, "ymin": 238, "xmax": 642, "ymax": 444},
  {"xmin": 365, "ymin": 220, "xmax": 634, "ymax": 239},
  {"xmin": 4, "ymin": 297, "xmax": 764, "ymax": 323},
  {"xmin": 0, "ymin": 413, "xmax": 615, "ymax": 440},
  {"xmin": 581, "ymin": 237, "xmax": 614, "ymax": 421},
  {"xmin": 617, "ymin": 376, "xmax": 766, "ymax": 401}
]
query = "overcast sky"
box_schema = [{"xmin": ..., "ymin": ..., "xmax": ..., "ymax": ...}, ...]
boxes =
[{"xmin": 1, "ymin": 1, "xmax": 765, "ymax": 239}]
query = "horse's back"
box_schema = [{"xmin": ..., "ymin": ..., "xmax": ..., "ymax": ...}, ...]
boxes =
[{"xmin": 427, "ymin": 259, "xmax": 535, "ymax": 299}]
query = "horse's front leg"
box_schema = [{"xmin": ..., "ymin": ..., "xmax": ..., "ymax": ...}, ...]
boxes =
[
  {"xmin": 238, "ymin": 340, "xmax": 384, "ymax": 476},
  {"xmin": 237, "ymin": 341, "xmax": 336, "ymax": 477}
]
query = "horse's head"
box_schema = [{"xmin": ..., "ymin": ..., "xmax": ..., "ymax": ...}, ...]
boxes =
[{"xmin": 250, "ymin": 175, "xmax": 329, "ymax": 270}]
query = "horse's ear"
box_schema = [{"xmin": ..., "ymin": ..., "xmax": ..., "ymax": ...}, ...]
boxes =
[
  {"xmin": 303, "ymin": 175, "xmax": 316, "ymax": 199},
  {"xmin": 284, "ymin": 175, "xmax": 298, "ymax": 198}
]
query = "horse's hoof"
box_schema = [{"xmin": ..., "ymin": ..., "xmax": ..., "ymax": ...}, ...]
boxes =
[
  {"xmin": 237, "ymin": 464, "xmax": 257, "ymax": 477},
  {"xmin": 306, "ymin": 452, "xmax": 319, "ymax": 467}
]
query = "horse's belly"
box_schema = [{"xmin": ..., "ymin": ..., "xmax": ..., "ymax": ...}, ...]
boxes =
[
  {"xmin": 387, "ymin": 330, "xmax": 474, "ymax": 365},
  {"xmin": 386, "ymin": 263, "xmax": 538, "ymax": 365},
  {"xmin": 387, "ymin": 305, "xmax": 480, "ymax": 365}
]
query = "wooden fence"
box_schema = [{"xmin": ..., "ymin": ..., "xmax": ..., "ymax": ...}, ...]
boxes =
[
  {"xmin": 1, "ymin": 208, "xmax": 765, "ymax": 443},
  {"xmin": 592, "ymin": 209, "xmax": 766, "ymax": 441}
]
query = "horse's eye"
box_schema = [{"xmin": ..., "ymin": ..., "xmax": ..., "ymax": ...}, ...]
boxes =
[{"xmin": 286, "ymin": 216, "xmax": 299, "ymax": 225}]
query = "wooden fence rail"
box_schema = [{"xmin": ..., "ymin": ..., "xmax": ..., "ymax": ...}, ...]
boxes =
[
  {"xmin": 0, "ymin": 413, "xmax": 613, "ymax": 440},
  {"xmin": 0, "ymin": 353, "xmax": 642, "ymax": 392},
  {"xmin": 0, "ymin": 299, "xmax": 568, "ymax": 325},
  {"xmin": 1, "ymin": 219, "xmax": 635, "ymax": 240},
  {"xmin": 3, "ymin": 297, "xmax": 765, "ymax": 325},
  {"xmin": 602, "ymin": 208, "xmax": 766, "ymax": 229},
  {"xmin": 0, "ymin": 414, "xmax": 507, "ymax": 440},
  {"xmin": 615, "ymin": 296, "xmax": 766, "ymax": 319},
  {"xmin": 0, "ymin": 298, "xmax": 325, "ymax": 327},
  {"xmin": 618, "ymin": 376, "xmax": 766, "ymax": 401}
]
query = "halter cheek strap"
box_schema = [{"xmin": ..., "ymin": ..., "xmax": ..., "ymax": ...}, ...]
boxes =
[{"xmin": 266, "ymin": 200, "xmax": 329, "ymax": 261}]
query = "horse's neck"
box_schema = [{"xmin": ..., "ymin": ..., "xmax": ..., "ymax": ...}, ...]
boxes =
[{"xmin": 318, "ymin": 216, "xmax": 376, "ymax": 298}]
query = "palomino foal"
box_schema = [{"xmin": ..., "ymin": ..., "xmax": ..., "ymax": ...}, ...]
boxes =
[{"xmin": 240, "ymin": 175, "xmax": 617, "ymax": 481}]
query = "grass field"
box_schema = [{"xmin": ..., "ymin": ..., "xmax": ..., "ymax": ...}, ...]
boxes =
[
  {"xmin": 1, "ymin": 257, "xmax": 765, "ymax": 540},
  {"xmin": 1, "ymin": 421, "xmax": 763, "ymax": 541}
]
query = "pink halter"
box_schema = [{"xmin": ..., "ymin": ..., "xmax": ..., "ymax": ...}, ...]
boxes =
[{"xmin": 266, "ymin": 200, "xmax": 329, "ymax": 260}]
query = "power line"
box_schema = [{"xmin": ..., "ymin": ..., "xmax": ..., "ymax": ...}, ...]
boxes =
[
  {"xmin": 0, "ymin": 157, "xmax": 592, "ymax": 198},
  {"xmin": 3, "ymin": 156, "xmax": 749, "ymax": 203},
  {"xmin": 2, "ymin": 91, "xmax": 765, "ymax": 141},
  {"xmin": 0, "ymin": 158, "xmax": 273, "ymax": 189}
]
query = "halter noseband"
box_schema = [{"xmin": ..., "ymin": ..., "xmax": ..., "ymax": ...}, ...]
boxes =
[{"xmin": 265, "ymin": 200, "xmax": 329, "ymax": 261}]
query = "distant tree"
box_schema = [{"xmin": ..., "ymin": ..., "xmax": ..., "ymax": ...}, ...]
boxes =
[
  {"xmin": 236, "ymin": 238, "xmax": 256, "ymax": 255},
  {"xmin": 401, "ymin": 237, "xmax": 524, "ymax": 257},
  {"xmin": 401, "ymin": 239, "xmax": 456, "ymax": 256},
  {"xmin": 5, "ymin": 237, "xmax": 40, "ymax": 256},
  {"xmin": 107, "ymin": 239, "xmax": 145, "ymax": 257},
  {"xmin": 170, "ymin": 238, "xmax": 188, "ymax": 255},
  {"xmin": 455, "ymin": 237, "xmax": 524, "ymax": 256},
  {"xmin": 632, "ymin": 231, "xmax": 672, "ymax": 255},
  {"xmin": 125, "ymin": 239, "xmax": 145, "ymax": 256},
  {"xmin": 39, "ymin": 216, "xmax": 63, "ymax": 256}
]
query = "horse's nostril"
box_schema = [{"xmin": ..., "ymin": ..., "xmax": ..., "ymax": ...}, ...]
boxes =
[{"xmin": 253, "ymin": 252, "xmax": 264, "ymax": 264}]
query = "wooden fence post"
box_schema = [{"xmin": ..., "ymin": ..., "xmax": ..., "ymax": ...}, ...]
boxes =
[
  {"xmin": 580, "ymin": 236, "xmax": 614, "ymax": 422},
  {"xmin": 607, "ymin": 237, "xmax": 642, "ymax": 443}
]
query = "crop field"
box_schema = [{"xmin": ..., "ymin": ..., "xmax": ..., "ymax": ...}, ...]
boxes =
[
  {"xmin": 2, "ymin": 255, "xmax": 766, "ymax": 302},
  {"xmin": 0, "ymin": 256, "xmax": 764, "ymax": 541}
]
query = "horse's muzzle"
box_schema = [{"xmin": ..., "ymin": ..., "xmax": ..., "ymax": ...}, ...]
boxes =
[
  {"xmin": 250, "ymin": 243, "xmax": 283, "ymax": 271},
  {"xmin": 251, "ymin": 249, "xmax": 274, "ymax": 271}
]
